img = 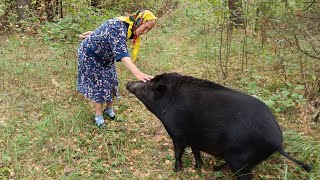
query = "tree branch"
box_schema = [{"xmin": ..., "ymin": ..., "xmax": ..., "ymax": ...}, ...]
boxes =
[
  {"xmin": 294, "ymin": 34, "xmax": 320, "ymax": 59},
  {"xmin": 303, "ymin": 0, "xmax": 318, "ymax": 11}
]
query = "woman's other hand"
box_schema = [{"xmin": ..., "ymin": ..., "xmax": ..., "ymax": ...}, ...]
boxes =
[{"xmin": 79, "ymin": 31, "xmax": 93, "ymax": 40}]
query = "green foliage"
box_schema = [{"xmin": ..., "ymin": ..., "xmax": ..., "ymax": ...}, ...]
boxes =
[
  {"xmin": 213, "ymin": 171, "xmax": 224, "ymax": 178},
  {"xmin": 264, "ymin": 90, "xmax": 305, "ymax": 113},
  {"xmin": 39, "ymin": 7, "xmax": 113, "ymax": 46},
  {"xmin": 0, "ymin": 0, "xmax": 13, "ymax": 14},
  {"xmin": 184, "ymin": 1, "xmax": 216, "ymax": 25},
  {"xmin": 240, "ymin": 74, "xmax": 306, "ymax": 114},
  {"xmin": 40, "ymin": 16, "xmax": 82, "ymax": 45},
  {"xmin": 282, "ymin": 130, "xmax": 320, "ymax": 179},
  {"xmin": 0, "ymin": 2, "xmax": 5, "ymax": 15},
  {"xmin": 245, "ymin": 82, "xmax": 307, "ymax": 113},
  {"xmin": 263, "ymin": 84, "xmax": 306, "ymax": 113}
]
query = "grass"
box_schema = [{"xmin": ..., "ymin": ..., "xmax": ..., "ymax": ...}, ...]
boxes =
[{"xmin": 1, "ymin": 1, "xmax": 319, "ymax": 179}]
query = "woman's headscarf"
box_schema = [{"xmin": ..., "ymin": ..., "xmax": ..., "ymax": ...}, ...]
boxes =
[{"xmin": 117, "ymin": 10, "xmax": 157, "ymax": 62}]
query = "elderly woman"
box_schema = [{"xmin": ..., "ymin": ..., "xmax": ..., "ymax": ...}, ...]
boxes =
[{"xmin": 78, "ymin": 10, "xmax": 157, "ymax": 127}]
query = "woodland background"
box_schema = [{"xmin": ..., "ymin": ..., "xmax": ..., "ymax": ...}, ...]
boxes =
[{"xmin": 0, "ymin": 0, "xmax": 319, "ymax": 179}]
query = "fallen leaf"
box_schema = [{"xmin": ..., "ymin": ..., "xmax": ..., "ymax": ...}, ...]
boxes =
[
  {"xmin": 51, "ymin": 78, "xmax": 60, "ymax": 87},
  {"xmin": 64, "ymin": 165, "xmax": 72, "ymax": 174},
  {"xmin": 153, "ymin": 134, "xmax": 165, "ymax": 142}
]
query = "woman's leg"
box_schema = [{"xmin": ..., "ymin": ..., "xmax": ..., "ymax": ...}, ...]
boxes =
[
  {"xmin": 104, "ymin": 101, "xmax": 116, "ymax": 120},
  {"xmin": 106, "ymin": 101, "xmax": 113, "ymax": 109},
  {"xmin": 94, "ymin": 102, "xmax": 105, "ymax": 126},
  {"xmin": 94, "ymin": 102, "xmax": 104, "ymax": 115}
]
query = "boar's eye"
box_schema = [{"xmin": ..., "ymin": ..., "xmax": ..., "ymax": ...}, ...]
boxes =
[{"xmin": 153, "ymin": 84, "xmax": 166, "ymax": 98}]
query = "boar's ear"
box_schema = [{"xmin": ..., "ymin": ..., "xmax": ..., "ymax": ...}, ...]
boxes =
[{"xmin": 153, "ymin": 83, "xmax": 166, "ymax": 97}]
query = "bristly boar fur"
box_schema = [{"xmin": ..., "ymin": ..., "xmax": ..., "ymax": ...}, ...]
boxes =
[{"xmin": 126, "ymin": 72, "xmax": 313, "ymax": 180}]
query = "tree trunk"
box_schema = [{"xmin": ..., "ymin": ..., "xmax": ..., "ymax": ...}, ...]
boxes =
[
  {"xmin": 55, "ymin": 0, "xmax": 63, "ymax": 18},
  {"xmin": 45, "ymin": 0, "xmax": 55, "ymax": 22},
  {"xmin": 255, "ymin": 3, "xmax": 269, "ymax": 49},
  {"xmin": 16, "ymin": 0, "xmax": 30, "ymax": 21},
  {"xmin": 254, "ymin": 6, "xmax": 260, "ymax": 36},
  {"xmin": 228, "ymin": 0, "xmax": 244, "ymax": 28}
]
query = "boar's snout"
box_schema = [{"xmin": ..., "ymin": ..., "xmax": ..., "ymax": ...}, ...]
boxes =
[
  {"xmin": 126, "ymin": 81, "xmax": 134, "ymax": 92},
  {"xmin": 126, "ymin": 81, "xmax": 142, "ymax": 93}
]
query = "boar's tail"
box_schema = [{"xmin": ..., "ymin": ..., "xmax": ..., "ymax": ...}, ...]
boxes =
[{"xmin": 278, "ymin": 148, "xmax": 313, "ymax": 172}]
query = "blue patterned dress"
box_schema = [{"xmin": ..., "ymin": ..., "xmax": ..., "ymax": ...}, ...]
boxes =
[{"xmin": 78, "ymin": 18, "xmax": 130, "ymax": 103}]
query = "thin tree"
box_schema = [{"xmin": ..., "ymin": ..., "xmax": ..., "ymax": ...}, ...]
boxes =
[
  {"xmin": 16, "ymin": 0, "xmax": 30, "ymax": 21},
  {"xmin": 228, "ymin": 0, "xmax": 244, "ymax": 28}
]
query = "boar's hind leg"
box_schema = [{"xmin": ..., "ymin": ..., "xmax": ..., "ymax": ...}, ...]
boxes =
[
  {"xmin": 191, "ymin": 147, "xmax": 203, "ymax": 168},
  {"xmin": 173, "ymin": 141, "xmax": 187, "ymax": 172}
]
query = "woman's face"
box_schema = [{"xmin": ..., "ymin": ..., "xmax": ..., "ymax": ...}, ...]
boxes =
[{"xmin": 134, "ymin": 20, "xmax": 156, "ymax": 36}]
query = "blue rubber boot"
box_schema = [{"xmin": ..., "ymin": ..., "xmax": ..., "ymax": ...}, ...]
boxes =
[
  {"xmin": 103, "ymin": 107, "xmax": 116, "ymax": 121},
  {"xmin": 95, "ymin": 115, "xmax": 106, "ymax": 127}
]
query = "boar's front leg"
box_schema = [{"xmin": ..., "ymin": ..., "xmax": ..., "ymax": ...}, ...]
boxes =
[
  {"xmin": 173, "ymin": 140, "xmax": 186, "ymax": 172},
  {"xmin": 191, "ymin": 147, "xmax": 203, "ymax": 168}
]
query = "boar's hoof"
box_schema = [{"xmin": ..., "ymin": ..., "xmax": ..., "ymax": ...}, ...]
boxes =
[
  {"xmin": 174, "ymin": 167, "xmax": 182, "ymax": 172},
  {"xmin": 195, "ymin": 161, "xmax": 203, "ymax": 169},
  {"xmin": 174, "ymin": 163, "xmax": 183, "ymax": 172}
]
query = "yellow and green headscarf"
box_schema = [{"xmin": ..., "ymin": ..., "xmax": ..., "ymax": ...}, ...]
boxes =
[{"xmin": 117, "ymin": 10, "xmax": 157, "ymax": 62}]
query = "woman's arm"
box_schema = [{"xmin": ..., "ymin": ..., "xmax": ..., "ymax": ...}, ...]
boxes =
[
  {"xmin": 121, "ymin": 57, "xmax": 153, "ymax": 82},
  {"xmin": 79, "ymin": 31, "xmax": 93, "ymax": 39}
]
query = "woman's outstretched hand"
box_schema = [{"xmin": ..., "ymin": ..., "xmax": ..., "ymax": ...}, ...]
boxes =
[
  {"xmin": 120, "ymin": 57, "xmax": 153, "ymax": 82},
  {"xmin": 79, "ymin": 31, "xmax": 93, "ymax": 40},
  {"xmin": 134, "ymin": 72, "xmax": 154, "ymax": 82}
]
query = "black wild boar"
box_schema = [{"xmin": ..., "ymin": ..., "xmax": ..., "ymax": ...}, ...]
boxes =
[{"xmin": 126, "ymin": 72, "xmax": 312, "ymax": 180}]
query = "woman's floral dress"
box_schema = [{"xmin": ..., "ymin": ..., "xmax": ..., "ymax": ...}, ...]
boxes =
[{"xmin": 78, "ymin": 18, "xmax": 130, "ymax": 103}]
